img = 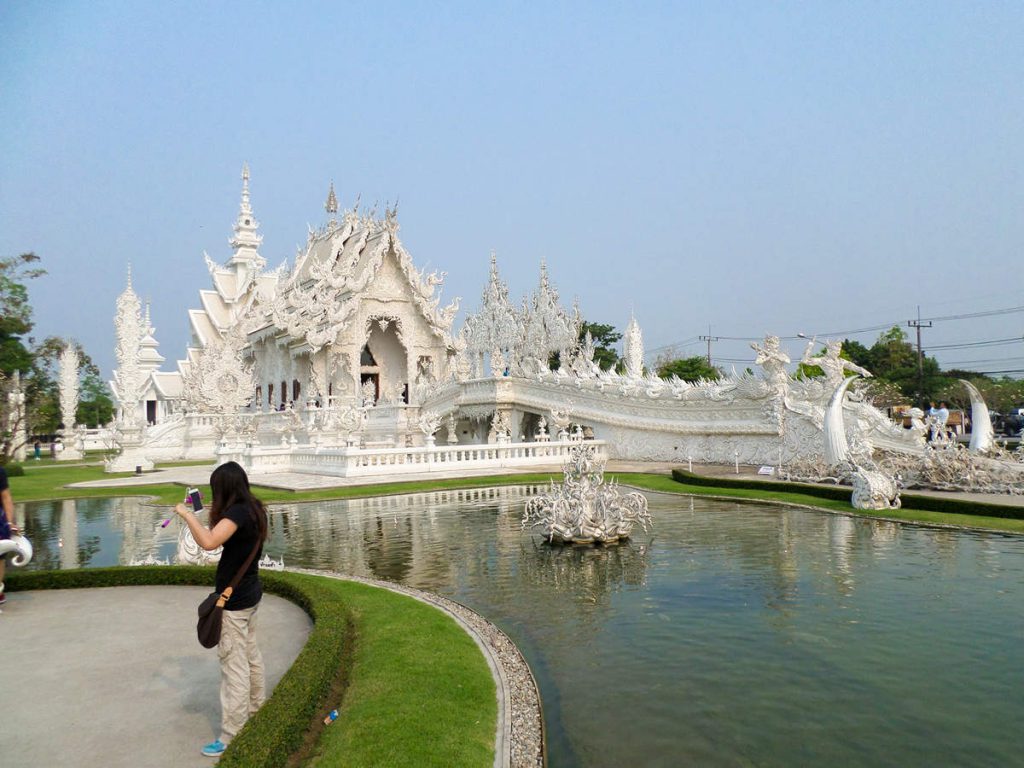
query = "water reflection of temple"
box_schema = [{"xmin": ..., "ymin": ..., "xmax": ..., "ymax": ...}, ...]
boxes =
[{"xmin": 268, "ymin": 486, "xmax": 544, "ymax": 588}]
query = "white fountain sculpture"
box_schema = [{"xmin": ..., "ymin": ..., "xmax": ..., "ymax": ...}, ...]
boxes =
[{"xmin": 522, "ymin": 442, "xmax": 652, "ymax": 544}]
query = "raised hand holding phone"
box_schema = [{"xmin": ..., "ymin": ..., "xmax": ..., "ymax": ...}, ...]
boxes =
[{"xmin": 162, "ymin": 488, "xmax": 203, "ymax": 527}]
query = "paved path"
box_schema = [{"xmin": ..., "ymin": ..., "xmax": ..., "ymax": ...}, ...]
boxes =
[{"xmin": 0, "ymin": 587, "xmax": 311, "ymax": 768}]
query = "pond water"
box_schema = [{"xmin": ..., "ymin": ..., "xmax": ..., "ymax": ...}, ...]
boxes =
[{"xmin": 18, "ymin": 489, "xmax": 1024, "ymax": 767}]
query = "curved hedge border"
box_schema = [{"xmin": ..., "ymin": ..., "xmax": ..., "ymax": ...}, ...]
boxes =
[
  {"xmin": 670, "ymin": 469, "xmax": 1024, "ymax": 520},
  {"xmin": 5, "ymin": 566, "xmax": 347, "ymax": 768}
]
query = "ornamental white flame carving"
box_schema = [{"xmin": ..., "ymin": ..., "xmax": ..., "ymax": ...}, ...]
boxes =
[
  {"xmin": 58, "ymin": 341, "xmax": 80, "ymax": 430},
  {"xmin": 182, "ymin": 325, "xmax": 255, "ymax": 419},
  {"xmin": 113, "ymin": 268, "xmax": 145, "ymax": 427},
  {"xmin": 522, "ymin": 442, "xmax": 652, "ymax": 544}
]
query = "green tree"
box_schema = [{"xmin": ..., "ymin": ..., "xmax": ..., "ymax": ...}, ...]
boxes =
[
  {"xmin": 655, "ymin": 355, "xmax": 721, "ymax": 382},
  {"xmin": 583, "ymin": 322, "xmax": 623, "ymax": 372},
  {"xmin": 0, "ymin": 252, "xmax": 45, "ymax": 376},
  {"xmin": 550, "ymin": 321, "xmax": 623, "ymax": 371}
]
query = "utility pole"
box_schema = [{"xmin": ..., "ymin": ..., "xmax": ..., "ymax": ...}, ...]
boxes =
[
  {"xmin": 698, "ymin": 326, "xmax": 720, "ymax": 366},
  {"xmin": 907, "ymin": 306, "xmax": 931, "ymax": 404}
]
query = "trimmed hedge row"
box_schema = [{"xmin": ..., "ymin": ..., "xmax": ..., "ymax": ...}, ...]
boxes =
[
  {"xmin": 5, "ymin": 567, "xmax": 347, "ymax": 768},
  {"xmin": 670, "ymin": 469, "xmax": 1024, "ymax": 521}
]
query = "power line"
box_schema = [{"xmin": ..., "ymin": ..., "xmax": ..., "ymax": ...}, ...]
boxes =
[
  {"xmin": 922, "ymin": 305, "xmax": 1024, "ymax": 322},
  {"xmin": 926, "ymin": 336, "xmax": 1023, "ymax": 351}
]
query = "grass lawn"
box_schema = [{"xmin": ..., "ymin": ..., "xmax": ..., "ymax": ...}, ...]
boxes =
[{"xmin": 305, "ymin": 578, "xmax": 496, "ymax": 768}]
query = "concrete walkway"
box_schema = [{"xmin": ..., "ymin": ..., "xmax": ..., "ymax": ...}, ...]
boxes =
[{"xmin": 0, "ymin": 586, "xmax": 311, "ymax": 768}]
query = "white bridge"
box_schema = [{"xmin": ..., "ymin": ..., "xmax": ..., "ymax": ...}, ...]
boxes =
[{"xmin": 216, "ymin": 436, "xmax": 601, "ymax": 479}]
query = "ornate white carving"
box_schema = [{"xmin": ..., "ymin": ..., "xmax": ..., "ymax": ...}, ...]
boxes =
[
  {"xmin": 823, "ymin": 375, "xmax": 858, "ymax": 466},
  {"xmin": 418, "ymin": 409, "xmax": 443, "ymax": 437},
  {"xmin": 58, "ymin": 342, "xmax": 80, "ymax": 430},
  {"xmin": 113, "ymin": 269, "xmax": 145, "ymax": 428},
  {"xmin": 464, "ymin": 254, "xmax": 519, "ymax": 376},
  {"xmin": 0, "ymin": 534, "xmax": 33, "ymax": 567},
  {"xmin": 851, "ymin": 467, "xmax": 901, "ymax": 510},
  {"xmin": 181, "ymin": 325, "xmax": 256, "ymax": 428},
  {"xmin": 624, "ymin": 315, "xmax": 644, "ymax": 380},
  {"xmin": 961, "ymin": 379, "xmax": 995, "ymax": 453},
  {"xmin": 800, "ymin": 337, "xmax": 872, "ymax": 388},
  {"xmin": 522, "ymin": 443, "xmax": 651, "ymax": 544}
]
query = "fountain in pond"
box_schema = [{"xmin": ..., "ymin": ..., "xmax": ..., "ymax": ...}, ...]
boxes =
[{"xmin": 522, "ymin": 442, "xmax": 652, "ymax": 544}]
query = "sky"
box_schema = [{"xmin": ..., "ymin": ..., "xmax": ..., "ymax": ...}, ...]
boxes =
[{"xmin": 1, "ymin": 1, "xmax": 1022, "ymax": 379}]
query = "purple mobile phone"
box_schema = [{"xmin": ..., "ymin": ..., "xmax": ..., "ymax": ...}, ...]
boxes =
[{"xmin": 187, "ymin": 488, "xmax": 203, "ymax": 512}]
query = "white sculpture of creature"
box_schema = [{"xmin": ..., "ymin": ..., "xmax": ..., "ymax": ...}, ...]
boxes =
[
  {"xmin": 751, "ymin": 334, "xmax": 790, "ymax": 432},
  {"xmin": 801, "ymin": 337, "xmax": 873, "ymax": 388},
  {"xmin": 851, "ymin": 466, "xmax": 901, "ymax": 510}
]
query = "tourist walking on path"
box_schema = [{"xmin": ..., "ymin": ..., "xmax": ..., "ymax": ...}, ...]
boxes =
[
  {"xmin": 174, "ymin": 461, "xmax": 268, "ymax": 758},
  {"xmin": 0, "ymin": 465, "xmax": 22, "ymax": 606}
]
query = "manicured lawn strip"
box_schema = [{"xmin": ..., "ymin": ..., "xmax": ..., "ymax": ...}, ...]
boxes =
[
  {"xmin": 8, "ymin": 463, "xmax": 561, "ymax": 506},
  {"xmin": 4, "ymin": 568, "xmax": 496, "ymax": 768},
  {"xmin": 307, "ymin": 580, "xmax": 496, "ymax": 768},
  {"xmin": 607, "ymin": 472, "xmax": 1024, "ymax": 535}
]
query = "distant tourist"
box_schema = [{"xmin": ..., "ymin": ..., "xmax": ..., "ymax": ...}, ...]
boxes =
[
  {"xmin": 173, "ymin": 461, "xmax": 268, "ymax": 758},
  {"xmin": 937, "ymin": 401, "xmax": 950, "ymax": 428},
  {"xmin": 0, "ymin": 464, "xmax": 21, "ymax": 606}
]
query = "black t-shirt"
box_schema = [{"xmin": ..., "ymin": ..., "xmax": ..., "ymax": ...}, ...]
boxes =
[
  {"xmin": 0, "ymin": 466, "xmax": 10, "ymax": 538},
  {"xmin": 215, "ymin": 502, "xmax": 263, "ymax": 611}
]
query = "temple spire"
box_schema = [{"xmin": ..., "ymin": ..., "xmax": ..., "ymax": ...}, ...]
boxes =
[
  {"xmin": 325, "ymin": 182, "xmax": 338, "ymax": 216},
  {"xmin": 229, "ymin": 163, "xmax": 265, "ymax": 270}
]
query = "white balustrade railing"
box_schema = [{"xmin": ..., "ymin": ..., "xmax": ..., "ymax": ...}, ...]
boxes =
[{"xmin": 218, "ymin": 438, "xmax": 603, "ymax": 478}]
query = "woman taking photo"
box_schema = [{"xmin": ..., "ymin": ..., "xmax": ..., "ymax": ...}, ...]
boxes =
[{"xmin": 175, "ymin": 461, "xmax": 268, "ymax": 758}]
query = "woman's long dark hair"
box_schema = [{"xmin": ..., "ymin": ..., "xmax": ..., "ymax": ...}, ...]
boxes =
[{"xmin": 209, "ymin": 461, "xmax": 268, "ymax": 542}]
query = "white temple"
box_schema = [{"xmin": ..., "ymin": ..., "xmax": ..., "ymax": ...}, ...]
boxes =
[{"xmin": 107, "ymin": 167, "xmax": 928, "ymax": 477}]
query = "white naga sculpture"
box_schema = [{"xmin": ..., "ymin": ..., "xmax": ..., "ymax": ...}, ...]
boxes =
[
  {"xmin": 851, "ymin": 467, "xmax": 901, "ymax": 510},
  {"xmin": 522, "ymin": 442, "xmax": 652, "ymax": 544}
]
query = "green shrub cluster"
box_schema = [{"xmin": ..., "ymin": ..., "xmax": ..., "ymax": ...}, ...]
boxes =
[
  {"xmin": 6, "ymin": 567, "xmax": 349, "ymax": 768},
  {"xmin": 670, "ymin": 469, "xmax": 1024, "ymax": 521},
  {"xmin": 3, "ymin": 462, "xmax": 25, "ymax": 476}
]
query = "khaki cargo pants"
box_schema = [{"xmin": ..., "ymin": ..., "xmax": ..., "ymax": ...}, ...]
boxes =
[{"xmin": 218, "ymin": 603, "xmax": 266, "ymax": 743}]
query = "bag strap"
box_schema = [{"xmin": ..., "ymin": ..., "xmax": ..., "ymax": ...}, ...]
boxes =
[{"xmin": 220, "ymin": 530, "xmax": 262, "ymax": 602}]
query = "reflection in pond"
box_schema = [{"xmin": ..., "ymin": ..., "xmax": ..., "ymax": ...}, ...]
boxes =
[{"xmin": 17, "ymin": 488, "xmax": 1024, "ymax": 768}]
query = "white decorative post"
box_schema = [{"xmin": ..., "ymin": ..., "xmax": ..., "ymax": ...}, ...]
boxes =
[
  {"xmin": 58, "ymin": 341, "xmax": 83, "ymax": 460},
  {"xmin": 106, "ymin": 267, "xmax": 153, "ymax": 472}
]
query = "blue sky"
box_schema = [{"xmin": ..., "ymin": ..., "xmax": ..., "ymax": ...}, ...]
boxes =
[{"xmin": 1, "ymin": 1, "xmax": 1022, "ymax": 377}]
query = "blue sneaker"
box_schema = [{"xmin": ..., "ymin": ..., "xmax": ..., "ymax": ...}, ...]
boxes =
[{"xmin": 201, "ymin": 740, "xmax": 226, "ymax": 758}]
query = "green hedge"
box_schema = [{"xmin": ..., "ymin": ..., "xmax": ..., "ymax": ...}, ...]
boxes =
[
  {"xmin": 670, "ymin": 469, "xmax": 1024, "ymax": 521},
  {"xmin": 2, "ymin": 462, "xmax": 25, "ymax": 476},
  {"xmin": 5, "ymin": 567, "xmax": 348, "ymax": 768}
]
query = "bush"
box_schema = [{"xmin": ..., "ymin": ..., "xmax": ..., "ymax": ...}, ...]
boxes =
[
  {"xmin": 5, "ymin": 567, "xmax": 349, "ymax": 768},
  {"xmin": 3, "ymin": 462, "xmax": 25, "ymax": 476},
  {"xmin": 670, "ymin": 469, "xmax": 1024, "ymax": 521}
]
